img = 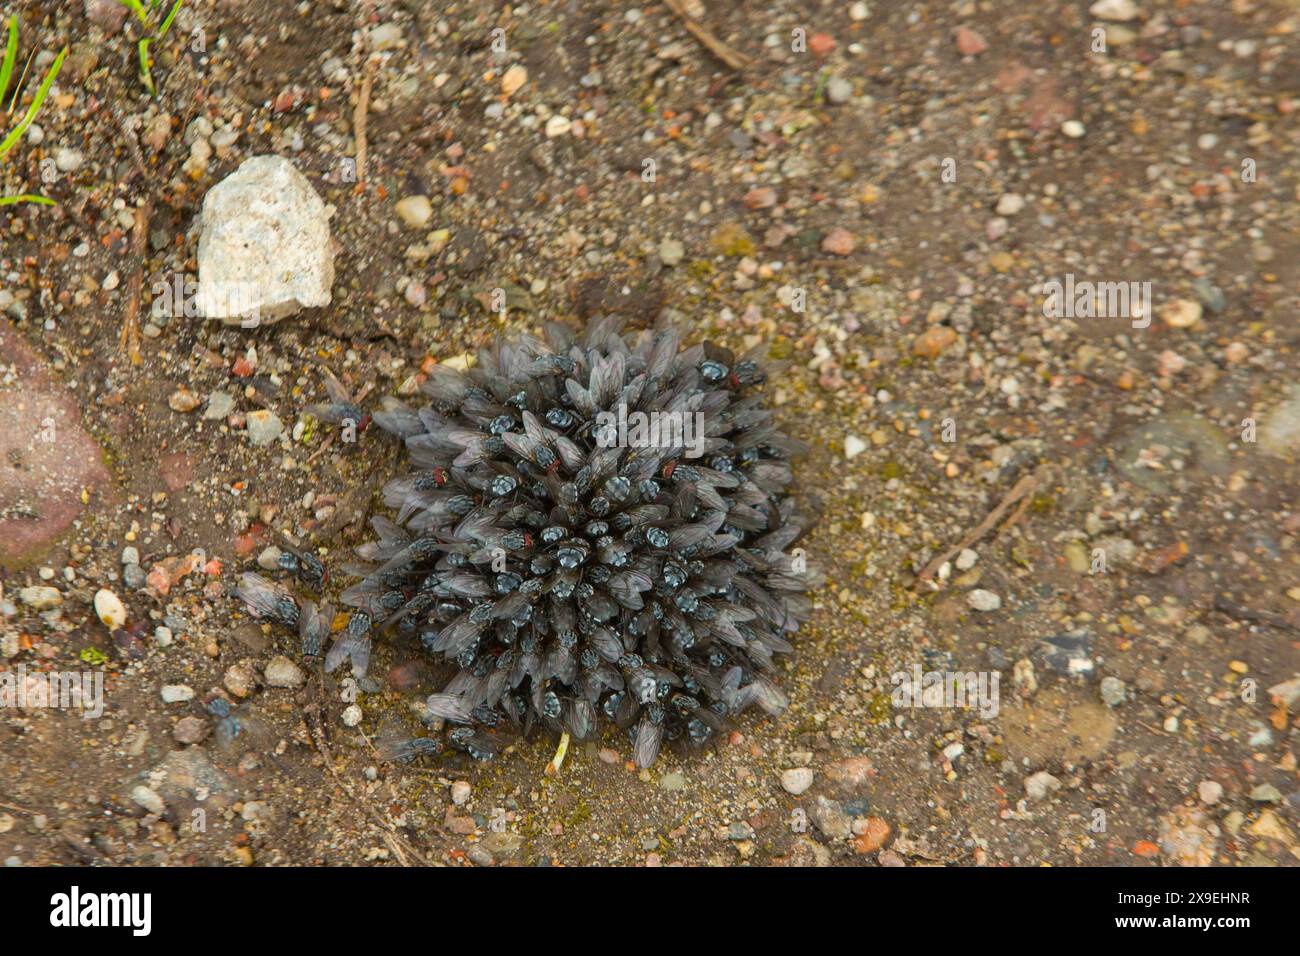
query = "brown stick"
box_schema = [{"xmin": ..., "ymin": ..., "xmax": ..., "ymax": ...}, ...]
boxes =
[
  {"xmin": 916, "ymin": 470, "xmax": 1042, "ymax": 585},
  {"xmin": 354, "ymin": 62, "xmax": 374, "ymax": 185},
  {"xmin": 302, "ymin": 675, "xmax": 436, "ymax": 866},
  {"xmin": 117, "ymin": 201, "xmax": 152, "ymax": 365},
  {"xmin": 662, "ymin": 0, "xmax": 753, "ymax": 71}
]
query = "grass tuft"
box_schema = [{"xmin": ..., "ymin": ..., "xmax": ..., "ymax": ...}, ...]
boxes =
[
  {"xmin": 117, "ymin": 0, "xmax": 186, "ymax": 97},
  {"xmin": 0, "ymin": 15, "xmax": 65, "ymax": 208}
]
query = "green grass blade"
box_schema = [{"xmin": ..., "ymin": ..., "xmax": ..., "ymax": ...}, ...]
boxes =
[
  {"xmin": 0, "ymin": 45, "xmax": 66, "ymax": 160},
  {"xmin": 137, "ymin": 38, "xmax": 155, "ymax": 96},
  {"xmin": 0, "ymin": 192, "xmax": 55, "ymax": 206},
  {"xmin": 0, "ymin": 16, "xmax": 18, "ymax": 111},
  {"xmin": 158, "ymin": 0, "xmax": 184, "ymax": 41},
  {"xmin": 115, "ymin": 0, "xmax": 150, "ymax": 26}
]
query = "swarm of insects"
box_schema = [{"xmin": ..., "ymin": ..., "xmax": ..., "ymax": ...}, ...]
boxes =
[{"xmin": 237, "ymin": 317, "xmax": 821, "ymax": 767}]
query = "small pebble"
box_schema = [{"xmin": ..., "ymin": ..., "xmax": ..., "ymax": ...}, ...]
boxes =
[
  {"xmin": 173, "ymin": 716, "xmax": 210, "ymax": 745},
  {"xmin": 93, "ymin": 589, "xmax": 127, "ymax": 629},
  {"xmin": 395, "ymin": 195, "xmax": 433, "ymax": 229},
  {"xmin": 19, "ymin": 586, "xmax": 62, "ymax": 610},
  {"xmin": 1249, "ymin": 783, "xmax": 1282, "ymax": 803},
  {"xmin": 160, "ymin": 684, "xmax": 195, "ymax": 703},
  {"xmin": 967, "ymin": 589, "xmax": 1002, "ymax": 612},
  {"xmin": 130, "ymin": 785, "xmax": 166, "ymax": 815},
  {"xmin": 246, "ymin": 409, "xmax": 284, "ymax": 446},
  {"xmin": 168, "ymin": 387, "xmax": 200, "ymax": 413},
  {"xmin": 1025, "ymin": 771, "xmax": 1061, "ymax": 801},
  {"xmin": 1162, "ymin": 298, "xmax": 1203, "ymax": 329},
  {"xmin": 1099, "ymin": 676, "xmax": 1126, "ymax": 707},
  {"xmin": 658, "ymin": 238, "xmax": 684, "ymax": 266},
  {"xmin": 825, "ymin": 77, "xmax": 852, "ymax": 104},
  {"xmin": 781, "ymin": 767, "xmax": 814, "ymax": 795},
  {"xmin": 204, "ymin": 391, "xmax": 235, "ymax": 420},
  {"xmin": 224, "ymin": 664, "xmax": 255, "ymax": 698},
  {"xmin": 995, "ymin": 193, "xmax": 1025, "ymax": 216},
  {"xmin": 264, "ymin": 655, "xmax": 305, "ymax": 688},
  {"xmin": 54, "ymin": 147, "xmax": 84, "ymax": 172}
]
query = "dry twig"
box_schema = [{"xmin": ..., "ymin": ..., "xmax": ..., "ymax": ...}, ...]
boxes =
[
  {"xmin": 662, "ymin": 0, "xmax": 753, "ymax": 71},
  {"xmin": 301, "ymin": 675, "xmax": 437, "ymax": 866},
  {"xmin": 353, "ymin": 61, "xmax": 374, "ymax": 185},
  {"xmin": 916, "ymin": 470, "xmax": 1042, "ymax": 585},
  {"xmin": 117, "ymin": 201, "xmax": 152, "ymax": 365}
]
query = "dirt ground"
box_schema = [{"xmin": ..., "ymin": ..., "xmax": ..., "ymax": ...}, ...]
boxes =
[{"xmin": 1, "ymin": 0, "xmax": 1298, "ymax": 867}]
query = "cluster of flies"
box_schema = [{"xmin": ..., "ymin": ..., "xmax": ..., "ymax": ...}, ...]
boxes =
[{"xmin": 236, "ymin": 318, "xmax": 820, "ymax": 768}]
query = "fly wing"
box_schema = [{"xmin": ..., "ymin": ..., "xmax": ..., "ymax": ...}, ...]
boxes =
[
  {"xmin": 372, "ymin": 398, "xmax": 424, "ymax": 438},
  {"xmin": 607, "ymin": 570, "xmax": 653, "ymax": 610},
  {"xmin": 233, "ymin": 572, "xmax": 299, "ymax": 627},
  {"xmin": 324, "ymin": 622, "xmax": 372, "ymax": 679},
  {"xmin": 426, "ymin": 693, "xmax": 475, "ymax": 723},
  {"xmin": 319, "ymin": 366, "xmax": 352, "ymax": 405},
  {"xmin": 298, "ymin": 600, "xmax": 333, "ymax": 657},
  {"xmin": 374, "ymin": 714, "xmax": 443, "ymax": 762},
  {"xmin": 633, "ymin": 713, "xmax": 664, "ymax": 769}
]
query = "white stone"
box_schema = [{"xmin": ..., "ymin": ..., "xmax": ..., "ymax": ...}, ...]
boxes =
[
  {"xmin": 658, "ymin": 238, "xmax": 685, "ymax": 266},
  {"xmin": 955, "ymin": 548, "xmax": 978, "ymax": 571},
  {"xmin": 451, "ymin": 781, "xmax": 472, "ymax": 805},
  {"xmin": 995, "ymin": 193, "xmax": 1025, "ymax": 216},
  {"xmin": 130, "ymin": 785, "xmax": 166, "ymax": 815},
  {"xmin": 195, "ymin": 156, "xmax": 334, "ymax": 325},
  {"xmin": 968, "ymin": 589, "xmax": 1002, "ymax": 612},
  {"xmin": 1161, "ymin": 298, "xmax": 1202, "ymax": 329},
  {"xmin": 780, "ymin": 768, "xmax": 814, "ymax": 795},
  {"xmin": 1198, "ymin": 780, "xmax": 1223, "ymax": 806},
  {"xmin": 368, "ymin": 23, "xmax": 404, "ymax": 51},
  {"xmin": 161, "ymin": 684, "xmax": 194, "ymax": 703},
  {"xmin": 19, "ymin": 586, "xmax": 62, "ymax": 610},
  {"xmin": 264, "ymin": 655, "xmax": 305, "ymax": 688},
  {"xmin": 1025, "ymin": 771, "xmax": 1061, "ymax": 801},
  {"xmin": 1089, "ymin": 0, "xmax": 1139, "ymax": 22},
  {"xmin": 844, "ymin": 435, "xmax": 867, "ymax": 460},
  {"xmin": 395, "ymin": 195, "xmax": 433, "ymax": 229},
  {"xmin": 93, "ymin": 589, "xmax": 127, "ymax": 629},
  {"xmin": 544, "ymin": 115, "xmax": 572, "ymax": 138}
]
